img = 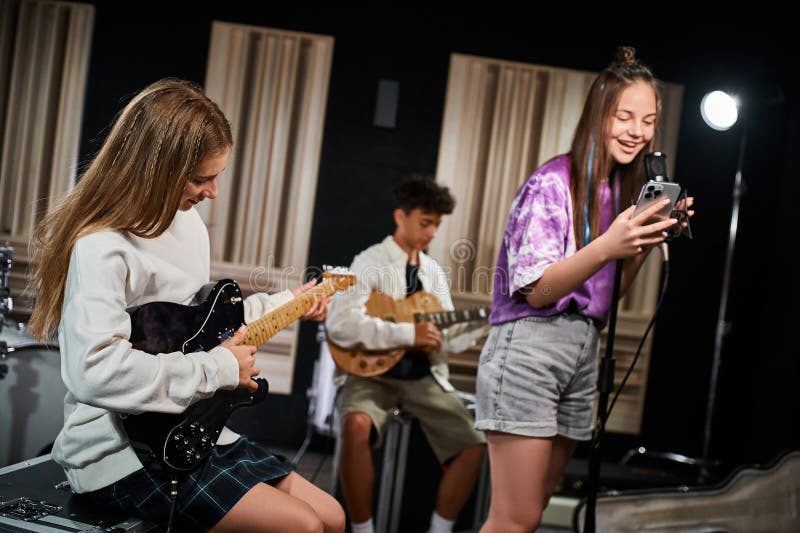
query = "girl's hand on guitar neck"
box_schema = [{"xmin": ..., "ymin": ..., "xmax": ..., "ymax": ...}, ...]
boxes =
[
  {"xmin": 413, "ymin": 321, "xmax": 442, "ymax": 352},
  {"xmin": 291, "ymin": 278, "xmax": 332, "ymax": 322},
  {"xmin": 221, "ymin": 325, "xmax": 260, "ymax": 392}
]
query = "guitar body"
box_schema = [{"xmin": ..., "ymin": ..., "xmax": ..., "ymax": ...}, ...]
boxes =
[
  {"xmin": 120, "ymin": 271, "xmax": 356, "ymax": 474},
  {"xmin": 573, "ymin": 450, "xmax": 800, "ymax": 532},
  {"xmin": 328, "ymin": 291, "xmax": 444, "ymax": 377},
  {"xmin": 123, "ymin": 279, "xmax": 267, "ymax": 473},
  {"xmin": 128, "ymin": 279, "xmax": 244, "ymax": 354},
  {"xmin": 365, "ymin": 291, "xmax": 444, "ymax": 324},
  {"xmin": 122, "ymin": 379, "xmax": 268, "ymax": 473}
]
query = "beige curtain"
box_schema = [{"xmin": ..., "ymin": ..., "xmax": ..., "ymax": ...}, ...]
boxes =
[
  {"xmin": 0, "ymin": 0, "xmax": 93, "ymax": 313},
  {"xmin": 202, "ymin": 22, "xmax": 334, "ymax": 393}
]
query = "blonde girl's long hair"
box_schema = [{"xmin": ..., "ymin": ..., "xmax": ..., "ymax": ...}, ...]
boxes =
[
  {"xmin": 569, "ymin": 46, "xmax": 662, "ymax": 248},
  {"xmin": 27, "ymin": 78, "xmax": 233, "ymax": 339}
]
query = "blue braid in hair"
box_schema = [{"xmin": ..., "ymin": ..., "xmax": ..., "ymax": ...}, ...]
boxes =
[
  {"xmin": 584, "ymin": 136, "xmax": 595, "ymax": 247},
  {"xmin": 584, "ymin": 82, "xmax": 605, "ymax": 247}
]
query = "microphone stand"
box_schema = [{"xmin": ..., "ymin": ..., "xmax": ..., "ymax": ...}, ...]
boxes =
[
  {"xmin": 582, "ymin": 258, "xmax": 623, "ymax": 533},
  {"xmin": 582, "ymin": 152, "xmax": 687, "ymax": 531}
]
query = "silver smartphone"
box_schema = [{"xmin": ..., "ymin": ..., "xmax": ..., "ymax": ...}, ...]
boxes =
[{"xmin": 633, "ymin": 180, "xmax": 682, "ymax": 222}]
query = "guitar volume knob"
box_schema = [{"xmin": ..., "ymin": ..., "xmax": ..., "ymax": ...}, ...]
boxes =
[{"xmin": 172, "ymin": 433, "xmax": 185, "ymax": 449}]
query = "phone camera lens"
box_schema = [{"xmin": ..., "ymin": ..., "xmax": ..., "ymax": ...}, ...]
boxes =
[
  {"xmin": 647, "ymin": 185, "xmax": 655, "ymax": 192},
  {"xmin": 654, "ymin": 190, "xmax": 662, "ymax": 197},
  {"xmin": 644, "ymin": 193, "xmax": 652, "ymax": 199}
]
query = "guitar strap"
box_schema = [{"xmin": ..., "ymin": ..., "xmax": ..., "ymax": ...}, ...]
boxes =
[
  {"xmin": 381, "ymin": 263, "xmax": 430, "ymax": 380},
  {"xmin": 405, "ymin": 262, "xmax": 423, "ymax": 297}
]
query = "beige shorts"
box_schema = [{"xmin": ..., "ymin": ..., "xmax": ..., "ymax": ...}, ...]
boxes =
[{"xmin": 338, "ymin": 374, "xmax": 486, "ymax": 463}]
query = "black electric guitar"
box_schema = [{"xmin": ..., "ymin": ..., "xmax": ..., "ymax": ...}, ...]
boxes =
[{"xmin": 121, "ymin": 270, "xmax": 355, "ymax": 474}]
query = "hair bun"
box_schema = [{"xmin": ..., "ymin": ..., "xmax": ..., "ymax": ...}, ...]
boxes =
[{"xmin": 614, "ymin": 46, "xmax": 638, "ymax": 67}]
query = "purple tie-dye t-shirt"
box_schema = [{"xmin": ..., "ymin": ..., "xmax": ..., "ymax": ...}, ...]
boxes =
[{"xmin": 490, "ymin": 155, "xmax": 617, "ymax": 327}]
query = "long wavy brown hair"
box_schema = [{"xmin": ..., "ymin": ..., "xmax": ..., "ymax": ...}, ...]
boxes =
[
  {"xmin": 569, "ymin": 46, "xmax": 662, "ymax": 248},
  {"xmin": 27, "ymin": 78, "xmax": 233, "ymax": 339}
]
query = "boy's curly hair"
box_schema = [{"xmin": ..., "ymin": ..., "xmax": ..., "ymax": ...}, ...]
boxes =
[{"xmin": 392, "ymin": 174, "xmax": 455, "ymax": 214}]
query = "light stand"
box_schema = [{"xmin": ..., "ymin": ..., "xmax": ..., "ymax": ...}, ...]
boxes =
[
  {"xmin": 292, "ymin": 323, "xmax": 338, "ymax": 466},
  {"xmin": 702, "ymin": 91, "xmax": 745, "ymax": 462}
]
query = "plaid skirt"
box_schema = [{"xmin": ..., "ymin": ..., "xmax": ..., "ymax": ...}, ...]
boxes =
[{"xmin": 84, "ymin": 437, "xmax": 293, "ymax": 532}]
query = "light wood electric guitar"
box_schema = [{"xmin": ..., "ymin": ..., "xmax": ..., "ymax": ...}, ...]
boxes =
[{"xmin": 327, "ymin": 291, "xmax": 489, "ymax": 377}]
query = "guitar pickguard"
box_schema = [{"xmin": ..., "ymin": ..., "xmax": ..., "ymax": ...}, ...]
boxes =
[{"xmin": 123, "ymin": 279, "xmax": 255, "ymax": 474}]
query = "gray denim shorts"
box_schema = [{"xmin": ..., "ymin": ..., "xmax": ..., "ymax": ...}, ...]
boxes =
[{"xmin": 474, "ymin": 314, "xmax": 599, "ymax": 441}]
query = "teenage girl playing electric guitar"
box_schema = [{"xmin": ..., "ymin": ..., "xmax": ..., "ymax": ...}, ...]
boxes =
[{"xmin": 28, "ymin": 78, "xmax": 345, "ymax": 533}]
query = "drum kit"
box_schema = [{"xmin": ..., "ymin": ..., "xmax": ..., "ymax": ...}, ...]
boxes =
[{"xmin": 0, "ymin": 243, "xmax": 65, "ymax": 467}]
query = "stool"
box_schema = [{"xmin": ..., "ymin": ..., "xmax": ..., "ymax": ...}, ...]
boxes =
[
  {"xmin": 332, "ymin": 409, "xmax": 412, "ymax": 533},
  {"xmin": 334, "ymin": 407, "xmax": 492, "ymax": 533},
  {"xmin": 377, "ymin": 412, "xmax": 492, "ymax": 533},
  {"xmin": 374, "ymin": 409, "xmax": 412, "ymax": 533}
]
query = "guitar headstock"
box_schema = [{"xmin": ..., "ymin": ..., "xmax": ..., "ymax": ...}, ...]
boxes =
[{"xmin": 322, "ymin": 265, "xmax": 357, "ymax": 292}]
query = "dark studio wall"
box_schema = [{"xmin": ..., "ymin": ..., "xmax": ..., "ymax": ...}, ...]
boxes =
[{"xmin": 75, "ymin": 3, "xmax": 798, "ymax": 472}]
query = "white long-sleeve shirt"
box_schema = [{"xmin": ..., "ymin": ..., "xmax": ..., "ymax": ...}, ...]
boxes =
[
  {"xmin": 325, "ymin": 235, "xmax": 457, "ymax": 390},
  {"xmin": 52, "ymin": 208, "xmax": 292, "ymax": 493}
]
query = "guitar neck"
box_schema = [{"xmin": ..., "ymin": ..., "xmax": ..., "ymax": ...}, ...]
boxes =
[
  {"xmin": 426, "ymin": 307, "xmax": 489, "ymax": 327},
  {"xmin": 244, "ymin": 280, "xmax": 335, "ymax": 346}
]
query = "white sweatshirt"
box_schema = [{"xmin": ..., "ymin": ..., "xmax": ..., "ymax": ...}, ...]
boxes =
[{"xmin": 52, "ymin": 208, "xmax": 292, "ymax": 493}]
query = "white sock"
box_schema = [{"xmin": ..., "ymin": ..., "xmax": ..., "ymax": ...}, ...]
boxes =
[
  {"xmin": 351, "ymin": 518, "xmax": 374, "ymax": 533},
  {"xmin": 427, "ymin": 511, "xmax": 455, "ymax": 533}
]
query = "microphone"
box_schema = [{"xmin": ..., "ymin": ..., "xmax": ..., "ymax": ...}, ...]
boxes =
[
  {"xmin": 645, "ymin": 151, "xmax": 669, "ymax": 182},
  {"xmin": 644, "ymin": 152, "xmax": 672, "ymax": 261}
]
